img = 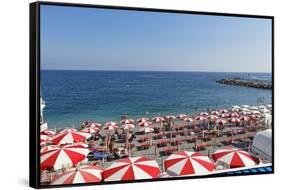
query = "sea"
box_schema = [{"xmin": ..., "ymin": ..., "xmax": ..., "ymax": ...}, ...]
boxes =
[{"xmin": 41, "ymin": 70, "xmax": 272, "ymax": 129}]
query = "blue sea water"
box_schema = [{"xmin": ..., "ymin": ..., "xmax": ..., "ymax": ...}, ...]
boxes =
[{"xmin": 41, "ymin": 70, "xmax": 272, "ymax": 128}]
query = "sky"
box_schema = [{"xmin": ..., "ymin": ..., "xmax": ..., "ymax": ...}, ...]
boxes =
[{"xmin": 40, "ymin": 5, "xmax": 272, "ymax": 73}]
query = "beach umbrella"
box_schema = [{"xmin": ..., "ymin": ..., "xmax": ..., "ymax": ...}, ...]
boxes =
[
  {"xmin": 219, "ymin": 109, "xmax": 228, "ymax": 113},
  {"xmin": 152, "ymin": 116, "xmax": 165, "ymax": 122},
  {"xmin": 51, "ymin": 165, "xmax": 103, "ymax": 185},
  {"xmin": 103, "ymin": 121, "xmax": 119, "ymax": 130},
  {"xmin": 195, "ymin": 116, "xmax": 207, "ymax": 121},
  {"xmin": 232, "ymin": 105, "xmax": 241, "ymax": 110},
  {"xmin": 138, "ymin": 121, "xmax": 152, "ymax": 127},
  {"xmin": 137, "ymin": 118, "xmax": 149, "ymax": 123},
  {"xmin": 211, "ymin": 111, "xmax": 219, "ymax": 115},
  {"xmin": 41, "ymin": 130, "xmax": 56, "ymax": 136},
  {"xmin": 231, "ymin": 108, "xmax": 240, "ymax": 112},
  {"xmin": 183, "ymin": 117, "xmax": 194, "ymax": 122},
  {"xmin": 251, "ymin": 110, "xmax": 260, "ymax": 115},
  {"xmin": 166, "ymin": 115, "xmax": 176, "ymax": 120},
  {"xmin": 121, "ymin": 119, "xmax": 135, "ymax": 124},
  {"xmin": 41, "ymin": 134, "xmax": 49, "ymax": 146},
  {"xmin": 250, "ymin": 106, "xmax": 259, "ymax": 110},
  {"xmin": 230, "ymin": 113, "xmax": 239, "ymax": 117},
  {"xmin": 138, "ymin": 127, "xmax": 154, "ymax": 133},
  {"xmin": 121, "ymin": 124, "xmax": 135, "ymax": 130},
  {"xmin": 207, "ymin": 115, "xmax": 218, "ymax": 121},
  {"xmin": 58, "ymin": 128, "xmax": 77, "ymax": 134},
  {"xmin": 50, "ymin": 130, "xmax": 91, "ymax": 145},
  {"xmin": 177, "ymin": 114, "xmax": 188, "ymax": 119},
  {"xmin": 88, "ymin": 122, "xmax": 102, "ymax": 128},
  {"xmin": 81, "ymin": 127, "xmax": 99, "ymax": 134},
  {"xmin": 63, "ymin": 142, "xmax": 89, "ymax": 148},
  {"xmin": 104, "ymin": 121, "xmax": 118, "ymax": 126},
  {"xmin": 164, "ymin": 151, "xmax": 215, "ymax": 176},
  {"xmin": 41, "ymin": 145, "xmax": 59, "ymax": 153},
  {"xmin": 241, "ymin": 108, "xmax": 250, "ymax": 112},
  {"xmin": 103, "ymin": 156, "xmax": 160, "ymax": 181},
  {"xmin": 216, "ymin": 119, "xmax": 227, "ymax": 125},
  {"xmin": 239, "ymin": 116, "xmax": 250, "ymax": 122},
  {"xmin": 229, "ymin": 118, "xmax": 241, "ymax": 124},
  {"xmin": 212, "ymin": 148, "xmax": 260, "ymax": 168},
  {"xmin": 103, "ymin": 125, "xmax": 118, "ymax": 131},
  {"xmin": 220, "ymin": 113, "xmax": 230, "ymax": 118},
  {"xmin": 41, "ymin": 145, "xmax": 90, "ymax": 170},
  {"xmin": 241, "ymin": 111, "xmax": 251, "ymax": 116},
  {"xmin": 266, "ymin": 104, "xmax": 272, "ymax": 109},
  {"xmin": 241, "ymin": 105, "xmax": 250, "ymax": 108},
  {"xmin": 199, "ymin": 112, "xmax": 209, "ymax": 116}
]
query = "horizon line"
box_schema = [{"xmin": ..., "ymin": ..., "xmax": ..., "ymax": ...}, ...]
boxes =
[{"xmin": 41, "ymin": 69, "xmax": 272, "ymax": 74}]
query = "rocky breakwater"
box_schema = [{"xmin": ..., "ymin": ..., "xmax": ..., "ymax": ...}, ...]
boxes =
[{"xmin": 216, "ymin": 78, "xmax": 272, "ymax": 89}]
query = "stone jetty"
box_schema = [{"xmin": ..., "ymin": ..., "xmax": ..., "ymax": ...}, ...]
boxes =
[{"xmin": 216, "ymin": 77, "xmax": 272, "ymax": 89}]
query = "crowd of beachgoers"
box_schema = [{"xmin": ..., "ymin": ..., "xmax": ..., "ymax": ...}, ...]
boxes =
[{"xmin": 40, "ymin": 104, "xmax": 272, "ymax": 185}]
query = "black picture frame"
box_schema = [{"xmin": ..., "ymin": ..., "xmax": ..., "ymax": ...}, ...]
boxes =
[{"xmin": 29, "ymin": 1, "xmax": 274, "ymax": 189}]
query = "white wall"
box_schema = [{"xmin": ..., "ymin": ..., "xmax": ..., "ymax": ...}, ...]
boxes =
[{"xmin": 0, "ymin": 0, "xmax": 279, "ymax": 189}]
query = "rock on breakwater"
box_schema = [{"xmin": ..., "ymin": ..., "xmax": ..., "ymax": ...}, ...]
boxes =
[{"xmin": 216, "ymin": 78, "xmax": 272, "ymax": 89}]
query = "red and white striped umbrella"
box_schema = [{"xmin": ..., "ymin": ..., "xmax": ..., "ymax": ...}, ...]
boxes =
[
  {"xmin": 229, "ymin": 118, "xmax": 241, "ymax": 124},
  {"xmin": 184, "ymin": 117, "xmax": 194, "ymax": 122},
  {"xmin": 121, "ymin": 119, "xmax": 135, "ymax": 124},
  {"xmin": 212, "ymin": 148, "xmax": 260, "ymax": 168},
  {"xmin": 211, "ymin": 111, "xmax": 219, "ymax": 115},
  {"xmin": 63, "ymin": 142, "xmax": 88, "ymax": 148},
  {"xmin": 121, "ymin": 124, "xmax": 135, "ymax": 130},
  {"xmin": 219, "ymin": 109, "xmax": 228, "ymax": 113},
  {"xmin": 58, "ymin": 128, "xmax": 77, "ymax": 134},
  {"xmin": 81, "ymin": 127, "xmax": 99, "ymax": 134},
  {"xmin": 103, "ymin": 121, "xmax": 118, "ymax": 130},
  {"xmin": 137, "ymin": 118, "xmax": 149, "ymax": 123},
  {"xmin": 41, "ymin": 134, "xmax": 49, "ymax": 146},
  {"xmin": 231, "ymin": 108, "xmax": 240, "ymax": 112},
  {"xmin": 199, "ymin": 112, "xmax": 209, "ymax": 116},
  {"xmin": 177, "ymin": 114, "xmax": 188, "ymax": 119},
  {"xmin": 103, "ymin": 156, "xmax": 160, "ymax": 181},
  {"xmin": 104, "ymin": 121, "xmax": 118, "ymax": 126},
  {"xmin": 103, "ymin": 124, "xmax": 118, "ymax": 130},
  {"xmin": 138, "ymin": 127, "xmax": 154, "ymax": 133},
  {"xmin": 41, "ymin": 146, "xmax": 90, "ymax": 170},
  {"xmin": 41, "ymin": 145, "xmax": 59, "ymax": 153},
  {"xmin": 88, "ymin": 122, "xmax": 102, "ymax": 128},
  {"xmin": 216, "ymin": 119, "xmax": 227, "ymax": 125},
  {"xmin": 220, "ymin": 113, "xmax": 230, "ymax": 118},
  {"xmin": 138, "ymin": 121, "xmax": 152, "ymax": 127},
  {"xmin": 41, "ymin": 130, "xmax": 56, "ymax": 136},
  {"xmin": 152, "ymin": 116, "xmax": 164, "ymax": 122},
  {"xmin": 239, "ymin": 116, "xmax": 250, "ymax": 122},
  {"xmin": 50, "ymin": 130, "xmax": 91, "ymax": 145},
  {"xmin": 230, "ymin": 113, "xmax": 239, "ymax": 117},
  {"xmin": 51, "ymin": 165, "xmax": 103, "ymax": 184},
  {"xmin": 207, "ymin": 115, "xmax": 218, "ymax": 121},
  {"xmin": 164, "ymin": 151, "xmax": 215, "ymax": 176},
  {"xmin": 195, "ymin": 116, "xmax": 207, "ymax": 121},
  {"xmin": 166, "ymin": 115, "xmax": 176, "ymax": 120}
]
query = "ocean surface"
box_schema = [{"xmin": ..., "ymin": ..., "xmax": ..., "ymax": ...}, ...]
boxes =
[{"xmin": 41, "ymin": 70, "xmax": 272, "ymax": 129}]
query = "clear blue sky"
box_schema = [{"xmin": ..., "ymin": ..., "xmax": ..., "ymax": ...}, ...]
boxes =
[{"xmin": 40, "ymin": 5, "xmax": 272, "ymax": 73}]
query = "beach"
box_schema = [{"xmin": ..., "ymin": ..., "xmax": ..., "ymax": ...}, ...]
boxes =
[{"xmin": 40, "ymin": 103, "xmax": 272, "ymax": 184}]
